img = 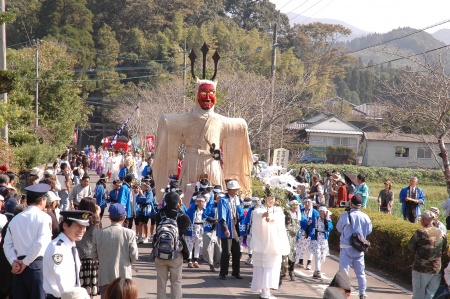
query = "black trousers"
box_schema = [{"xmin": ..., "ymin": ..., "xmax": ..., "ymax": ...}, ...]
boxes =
[
  {"xmin": 220, "ymin": 238, "xmax": 240, "ymax": 276},
  {"xmin": 13, "ymin": 260, "xmax": 45, "ymax": 299}
]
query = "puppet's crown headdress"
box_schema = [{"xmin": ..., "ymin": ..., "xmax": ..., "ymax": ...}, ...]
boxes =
[{"xmin": 188, "ymin": 43, "xmax": 220, "ymax": 81}]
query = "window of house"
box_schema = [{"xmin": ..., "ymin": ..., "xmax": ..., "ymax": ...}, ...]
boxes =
[
  {"xmin": 417, "ymin": 147, "xmax": 431, "ymax": 159},
  {"xmin": 395, "ymin": 146, "xmax": 409, "ymax": 157},
  {"xmin": 341, "ymin": 137, "xmax": 349, "ymax": 146}
]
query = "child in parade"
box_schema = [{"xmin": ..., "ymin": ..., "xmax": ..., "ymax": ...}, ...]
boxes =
[
  {"xmin": 297, "ymin": 198, "xmax": 316, "ymax": 270},
  {"xmin": 309, "ymin": 206, "xmax": 333, "ymax": 278},
  {"xmin": 135, "ymin": 181, "xmax": 155, "ymax": 243},
  {"xmin": 186, "ymin": 194, "xmax": 207, "ymax": 268},
  {"xmin": 202, "ymin": 192, "xmax": 222, "ymax": 272}
]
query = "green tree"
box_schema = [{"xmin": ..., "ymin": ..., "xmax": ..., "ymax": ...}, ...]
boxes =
[
  {"xmin": 37, "ymin": 0, "xmax": 95, "ymax": 69},
  {"xmin": 93, "ymin": 24, "xmax": 125, "ymax": 98}
]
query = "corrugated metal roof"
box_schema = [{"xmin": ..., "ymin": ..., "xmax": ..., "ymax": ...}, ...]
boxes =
[
  {"xmin": 364, "ymin": 132, "xmax": 448, "ymax": 143},
  {"xmin": 306, "ymin": 129, "xmax": 363, "ymax": 135}
]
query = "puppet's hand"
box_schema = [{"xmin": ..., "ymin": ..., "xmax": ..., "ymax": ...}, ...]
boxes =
[
  {"xmin": 213, "ymin": 149, "xmax": 221, "ymax": 160},
  {"xmin": 209, "ymin": 143, "xmax": 216, "ymax": 154}
]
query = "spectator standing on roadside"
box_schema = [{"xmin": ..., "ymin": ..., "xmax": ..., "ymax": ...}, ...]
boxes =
[
  {"xmin": 69, "ymin": 176, "xmax": 93, "ymax": 210},
  {"xmin": 77, "ymin": 198, "xmax": 101, "ymax": 298},
  {"xmin": 429, "ymin": 207, "xmax": 447, "ymax": 235},
  {"xmin": 400, "ymin": 177, "xmax": 425, "ymax": 223},
  {"xmin": 353, "ymin": 174, "xmax": 369, "ymax": 208},
  {"xmin": 378, "ymin": 180, "xmax": 394, "ymax": 214},
  {"xmin": 408, "ymin": 210, "xmax": 446, "ymax": 299},
  {"xmin": 57, "ymin": 163, "xmax": 72, "ymax": 211},
  {"xmin": 93, "ymin": 203, "xmax": 138, "ymax": 299},
  {"xmin": 336, "ymin": 195, "xmax": 372, "ymax": 299}
]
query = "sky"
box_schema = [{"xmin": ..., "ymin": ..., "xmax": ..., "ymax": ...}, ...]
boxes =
[{"xmin": 270, "ymin": 0, "xmax": 450, "ymax": 33}]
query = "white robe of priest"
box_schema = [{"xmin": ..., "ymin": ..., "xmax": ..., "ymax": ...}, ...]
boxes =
[{"xmin": 250, "ymin": 206, "xmax": 290, "ymax": 293}]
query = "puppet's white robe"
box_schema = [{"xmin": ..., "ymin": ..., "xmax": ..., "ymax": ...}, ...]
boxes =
[
  {"xmin": 250, "ymin": 206, "xmax": 290, "ymax": 292},
  {"xmin": 153, "ymin": 104, "xmax": 253, "ymax": 197}
]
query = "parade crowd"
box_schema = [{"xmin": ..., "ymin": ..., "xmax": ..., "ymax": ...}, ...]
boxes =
[{"xmin": 0, "ymin": 146, "xmax": 449, "ymax": 299}]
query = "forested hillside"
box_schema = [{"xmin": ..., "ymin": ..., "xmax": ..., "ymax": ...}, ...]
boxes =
[{"xmin": 1, "ymin": 0, "xmax": 445, "ymax": 167}]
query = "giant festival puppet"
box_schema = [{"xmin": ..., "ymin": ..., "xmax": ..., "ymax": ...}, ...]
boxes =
[{"xmin": 153, "ymin": 43, "xmax": 253, "ymax": 196}]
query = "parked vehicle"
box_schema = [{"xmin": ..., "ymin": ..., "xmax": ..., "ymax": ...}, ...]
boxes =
[{"xmin": 299, "ymin": 151, "xmax": 326, "ymax": 163}]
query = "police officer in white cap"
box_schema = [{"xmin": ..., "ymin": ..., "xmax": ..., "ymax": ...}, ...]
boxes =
[
  {"xmin": 43, "ymin": 210, "xmax": 93, "ymax": 299},
  {"xmin": 3, "ymin": 183, "xmax": 53, "ymax": 299}
]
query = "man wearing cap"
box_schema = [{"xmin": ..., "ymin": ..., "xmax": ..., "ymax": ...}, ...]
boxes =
[
  {"xmin": 118, "ymin": 173, "xmax": 135, "ymax": 229},
  {"xmin": 217, "ymin": 179, "xmax": 244, "ymax": 280},
  {"xmin": 408, "ymin": 210, "xmax": 446, "ymax": 299},
  {"xmin": 429, "ymin": 207, "xmax": 447, "ymax": 235},
  {"xmin": 3, "ymin": 184, "xmax": 53, "ymax": 299},
  {"xmin": 399, "ymin": 176, "xmax": 425, "ymax": 223},
  {"xmin": 336, "ymin": 194, "xmax": 372, "ymax": 299},
  {"xmin": 93, "ymin": 203, "xmax": 138, "ymax": 298},
  {"xmin": 43, "ymin": 210, "xmax": 92, "ymax": 298}
]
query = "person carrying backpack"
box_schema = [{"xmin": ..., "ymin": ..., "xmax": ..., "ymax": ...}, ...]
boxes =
[{"xmin": 154, "ymin": 192, "xmax": 191, "ymax": 299}]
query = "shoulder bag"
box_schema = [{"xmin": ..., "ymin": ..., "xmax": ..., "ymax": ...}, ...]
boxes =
[{"xmin": 347, "ymin": 211, "xmax": 370, "ymax": 253}]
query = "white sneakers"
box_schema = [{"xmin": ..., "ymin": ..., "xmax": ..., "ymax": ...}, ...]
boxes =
[{"xmin": 246, "ymin": 257, "xmax": 253, "ymax": 265}]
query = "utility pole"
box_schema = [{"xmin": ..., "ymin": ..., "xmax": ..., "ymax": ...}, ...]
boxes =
[
  {"xmin": 183, "ymin": 40, "xmax": 187, "ymax": 111},
  {"xmin": 35, "ymin": 38, "xmax": 39, "ymax": 129},
  {"xmin": 267, "ymin": 10, "xmax": 280, "ymax": 164},
  {"xmin": 0, "ymin": 0, "xmax": 7, "ymax": 142}
]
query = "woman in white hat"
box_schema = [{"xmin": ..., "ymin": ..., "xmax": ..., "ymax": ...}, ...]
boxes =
[{"xmin": 250, "ymin": 196, "xmax": 290, "ymax": 299}]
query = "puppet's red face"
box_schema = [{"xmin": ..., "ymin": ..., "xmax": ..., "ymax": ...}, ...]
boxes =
[{"xmin": 197, "ymin": 83, "xmax": 216, "ymax": 110}]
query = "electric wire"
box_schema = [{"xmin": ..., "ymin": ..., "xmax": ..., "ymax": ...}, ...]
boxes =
[
  {"xmin": 288, "ymin": 0, "xmax": 324, "ymax": 23},
  {"xmin": 278, "ymin": 0, "xmax": 296, "ymax": 10},
  {"xmin": 348, "ymin": 18, "xmax": 450, "ymax": 54},
  {"xmin": 362, "ymin": 43, "xmax": 450, "ymax": 69}
]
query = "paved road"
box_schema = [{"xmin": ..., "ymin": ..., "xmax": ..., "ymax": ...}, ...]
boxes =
[{"xmin": 88, "ymin": 171, "xmax": 412, "ymax": 299}]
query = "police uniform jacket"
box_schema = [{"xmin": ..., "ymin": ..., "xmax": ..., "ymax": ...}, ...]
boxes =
[
  {"xmin": 3, "ymin": 205, "xmax": 52, "ymax": 266},
  {"xmin": 43, "ymin": 232, "xmax": 80, "ymax": 297}
]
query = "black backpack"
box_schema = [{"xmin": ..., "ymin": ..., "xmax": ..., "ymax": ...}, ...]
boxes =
[{"xmin": 153, "ymin": 211, "xmax": 179, "ymax": 260}]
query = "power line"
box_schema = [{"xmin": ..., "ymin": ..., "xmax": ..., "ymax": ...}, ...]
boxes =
[
  {"xmin": 7, "ymin": 41, "xmax": 31, "ymax": 48},
  {"xmin": 362, "ymin": 43, "xmax": 450, "ymax": 69},
  {"xmin": 285, "ymin": 0, "xmax": 310, "ymax": 16},
  {"xmin": 289, "ymin": 0, "xmax": 324, "ymax": 23},
  {"xmin": 278, "ymin": 0, "xmax": 296, "ymax": 10},
  {"xmin": 41, "ymin": 40, "xmax": 173, "ymax": 63},
  {"xmin": 298, "ymin": 0, "xmax": 335, "ymax": 25},
  {"xmin": 348, "ymin": 18, "xmax": 450, "ymax": 55},
  {"xmin": 22, "ymin": 70, "xmax": 182, "ymax": 83}
]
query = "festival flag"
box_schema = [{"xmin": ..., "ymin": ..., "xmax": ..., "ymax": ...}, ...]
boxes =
[
  {"xmin": 145, "ymin": 135, "xmax": 155, "ymax": 152},
  {"xmin": 110, "ymin": 106, "xmax": 139, "ymax": 147},
  {"xmin": 131, "ymin": 135, "xmax": 140, "ymax": 151}
]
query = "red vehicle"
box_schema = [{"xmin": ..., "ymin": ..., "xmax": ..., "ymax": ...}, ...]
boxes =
[{"xmin": 101, "ymin": 135, "xmax": 132, "ymax": 152}]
